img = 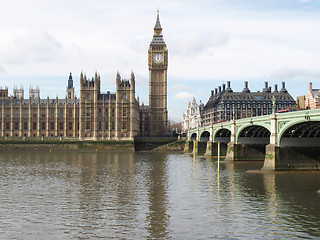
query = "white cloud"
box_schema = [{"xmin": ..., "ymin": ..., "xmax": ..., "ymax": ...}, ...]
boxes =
[
  {"xmin": 0, "ymin": 65, "xmax": 4, "ymax": 74},
  {"xmin": 169, "ymin": 84, "xmax": 189, "ymax": 92},
  {"xmin": 2, "ymin": 31, "xmax": 63, "ymax": 64},
  {"xmin": 271, "ymin": 68, "xmax": 320, "ymax": 79},
  {"xmin": 170, "ymin": 30, "xmax": 229, "ymax": 56},
  {"xmin": 173, "ymin": 91, "xmax": 194, "ymax": 100}
]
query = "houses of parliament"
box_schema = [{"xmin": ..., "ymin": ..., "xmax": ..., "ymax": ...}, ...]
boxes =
[{"xmin": 0, "ymin": 12, "xmax": 168, "ymax": 140}]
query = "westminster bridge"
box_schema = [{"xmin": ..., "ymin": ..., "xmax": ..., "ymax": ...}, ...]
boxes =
[{"xmin": 186, "ymin": 109, "xmax": 320, "ymax": 170}]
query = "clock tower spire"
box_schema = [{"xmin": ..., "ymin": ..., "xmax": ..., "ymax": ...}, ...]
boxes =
[{"xmin": 148, "ymin": 10, "xmax": 168, "ymax": 137}]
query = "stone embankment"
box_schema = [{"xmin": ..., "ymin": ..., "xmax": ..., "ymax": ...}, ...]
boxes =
[
  {"xmin": 152, "ymin": 140, "xmax": 185, "ymax": 151},
  {"xmin": 0, "ymin": 140, "xmax": 135, "ymax": 151}
]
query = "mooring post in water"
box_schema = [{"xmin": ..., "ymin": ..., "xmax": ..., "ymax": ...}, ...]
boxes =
[
  {"xmin": 217, "ymin": 142, "xmax": 221, "ymax": 193},
  {"xmin": 217, "ymin": 142, "xmax": 220, "ymax": 172}
]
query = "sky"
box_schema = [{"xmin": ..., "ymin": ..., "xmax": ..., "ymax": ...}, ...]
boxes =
[{"xmin": 0, "ymin": 0, "xmax": 320, "ymax": 122}]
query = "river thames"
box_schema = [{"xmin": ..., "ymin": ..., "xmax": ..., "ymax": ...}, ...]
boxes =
[{"xmin": 0, "ymin": 151, "xmax": 320, "ymax": 239}]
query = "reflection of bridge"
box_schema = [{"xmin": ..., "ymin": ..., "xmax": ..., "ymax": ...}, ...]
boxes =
[{"xmin": 186, "ymin": 109, "xmax": 320, "ymax": 170}]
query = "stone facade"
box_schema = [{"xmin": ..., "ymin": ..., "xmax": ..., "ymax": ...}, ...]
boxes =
[
  {"xmin": 305, "ymin": 82, "xmax": 320, "ymax": 110},
  {"xmin": 0, "ymin": 11, "xmax": 169, "ymax": 140},
  {"xmin": 182, "ymin": 97, "xmax": 203, "ymax": 133},
  {"xmin": 202, "ymin": 81, "xmax": 296, "ymax": 125},
  {"xmin": 0, "ymin": 72, "xmax": 140, "ymax": 140}
]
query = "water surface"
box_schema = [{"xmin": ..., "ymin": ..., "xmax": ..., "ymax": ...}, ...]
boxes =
[{"xmin": 0, "ymin": 151, "xmax": 320, "ymax": 239}]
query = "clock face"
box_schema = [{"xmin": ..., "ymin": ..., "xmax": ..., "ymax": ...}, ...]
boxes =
[{"xmin": 153, "ymin": 53, "xmax": 163, "ymax": 64}]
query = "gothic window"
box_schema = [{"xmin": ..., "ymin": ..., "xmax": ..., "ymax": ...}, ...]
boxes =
[
  {"xmin": 105, "ymin": 108, "xmax": 109, "ymax": 117},
  {"xmin": 33, "ymin": 122, "xmax": 37, "ymax": 130},
  {"xmin": 122, "ymin": 122, "xmax": 127, "ymax": 130},
  {"xmin": 98, "ymin": 108, "xmax": 102, "ymax": 117},
  {"xmin": 123, "ymin": 108, "xmax": 127, "ymax": 118},
  {"xmin": 69, "ymin": 122, "xmax": 73, "ymax": 130},
  {"xmin": 15, "ymin": 109, "xmax": 19, "ymax": 118},
  {"xmin": 51, "ymin": 109, "xmax": 55, "ymax": 118},
  {"xmin": 32, "ymin": 109, "xmax": 37, "ymax": 118},
  {"xmin": 60, "ymin": 122, "xmax": 63, "ymax": 130},
  {"xmin": 14, "ymin": 122, "xmax": 19, "ymax": 130},
  {"xmin": 87, "ymin": 93, "xmax": 91, "ymax": 101},
  {"xmin": 111, "ymin": 108, "xmax": 115, "ymax": 117},
  {"xmin": 111, "ymin": 122, "xmax": 115, "ymax": 130},
  {"xmin": 122, "ymin": 94, "xmax": 127, "ymax": 100},
  {"xmin": 86, "ymin": 108, "xmax": 91, "ymax": 117},
  {"xmin": 86, "ymin": 121, "xmax": 91, "ymax": 130},
  {"xmin": 60, "ymin": 109, "xmax": 64, "ymax": 118},
  {"xmin": 105, "ymin": 122, "xmax": 108, "ymax": 130},
  {"xmin": 6, "ymin": 110, "xmax": 10, "ymax": 118},
  {"xmin": 69, "ymin": 109, "xmax": 73, "ymax": 118},
  {"xmin": 41, "ymin": 109, "xmax": 46, "ymax": 118},
  {"xmin": 42, "ymin": 122, "xmax": 46, "ymax": 130},
  {"xmin": 98, "ymin": 122, "xmax": 102, "ymax": 130},
  {"xmin": 24, "ymin": 122, "xmax": 28, "ymax": 130},
  {"xmin": 51, "ymin": 122, "xmax": 54, "ymax": 130},
  {"xmin": 6, "ymin": 122, "xmax": 10, "ymax": 130}
]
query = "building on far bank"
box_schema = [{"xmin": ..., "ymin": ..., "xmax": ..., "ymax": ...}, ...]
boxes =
[
  {"xmin": 182, "ymin": 97, "xmax": 203, "ymax": 132},
  {"xmin": 296, "ymin": 95, "xmax": 306, "ymax": 110},
  {"xmin": 0, "ymin": 11, "xmax": 169, "ymax": 140},
  {"xmin": 305, "ymin": 82, "xmax": 320, "ymax": 110},
  {"xmin": 0, "ymin": 72, "xmax": 140, "ymax": 140},
  {"xmin": 202, "ymin": 81, "xmax": 296, "ymax": 125}
]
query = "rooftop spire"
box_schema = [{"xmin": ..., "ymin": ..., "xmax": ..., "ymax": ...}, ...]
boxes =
[
  {"xmin": 154, "ymin": 9, "xmax": 162, "ymax": 30},
  {"xmin": 150, "ymin": 10, "xmax": 166, "ymax": 45}
]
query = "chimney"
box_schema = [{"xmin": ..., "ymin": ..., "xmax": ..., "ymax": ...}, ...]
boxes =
[
  {"xmin": 226, "ymin": 81, "xmax": 233, "ymax": 92},
  {"xmin": 242, "ymin": 81, "xmax": 250, "ymax": 93},
  {"xmin": 215, "ymin": 88, "xmax": 218, "ymax": 95},
  {"xmin": 211, "ymin": 90, "xmax": 214, "ymax": 96},
  {"xmin": 219, "ymin": 86, "xmax": 221, "ymax": 93},
  {"xmin": 274, "ymin": 84, "xmax": 278, "ymax": 92},
  {"xmin": 263, "ymin": 81, "xmax": 269, "ymax": 92},
  {"xmin": 222, "ymin": 84, "xmax": 226, "ymax": 91},
  {"xmin": 309, "ymin": 82, "xmax": 313, "ymax": 92},
  {"xmin": 280, "ymin": 82, "xmax": 287, "ymax": 93}
]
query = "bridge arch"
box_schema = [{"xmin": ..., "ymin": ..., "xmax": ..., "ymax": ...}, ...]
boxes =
[
  {"xmin": 278, "ymin": 120, "xmax": 320, "ymax": 147},
  {"xmin": 237, "ymin": 124, "xmax": 271, "ymax": 144},
  {"xmin": 213, "ymin": 128, "xmax": 231, "ymax": 143},
  {"xmin": 190, "ymin": 133, "xmax": 197, "ymax": 141},
  {"xmin": 200, "ymin": 131, "xmax": 210, "ymax": 142}
]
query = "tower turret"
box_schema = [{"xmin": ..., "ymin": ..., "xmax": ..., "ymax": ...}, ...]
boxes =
[{"xmin": 67, "ymin": 72, "xmax": 75, "ymax": 99}]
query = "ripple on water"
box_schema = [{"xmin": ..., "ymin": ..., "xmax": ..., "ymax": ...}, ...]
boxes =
[{"xmin": 0, "ymin": 151, "xmax": 320, "ymax": 239}]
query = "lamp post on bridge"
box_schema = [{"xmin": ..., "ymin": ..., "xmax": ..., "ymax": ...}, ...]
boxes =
[{"xmin": 272, "ymin": 95, "xmax": 276, "ymax": 114}]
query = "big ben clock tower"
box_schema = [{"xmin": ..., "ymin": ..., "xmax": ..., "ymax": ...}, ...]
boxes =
[{"xmin": 148, "ymin": 10, "xmax": 168, "ymax": 137}]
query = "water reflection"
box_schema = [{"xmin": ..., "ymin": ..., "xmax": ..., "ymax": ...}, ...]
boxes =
[{"xmin": 0, "ymin": 151, "xmax": 320, "ymax": 239}]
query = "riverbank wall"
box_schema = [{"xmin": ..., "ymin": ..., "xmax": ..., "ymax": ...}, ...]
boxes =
[
  {"xmin": 0, "ymin": 138, "xmax": 184, "ymax": 152},
  {"xmin": 0, "ymin": 139, "xmax": 135, "ymax": 151}
]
